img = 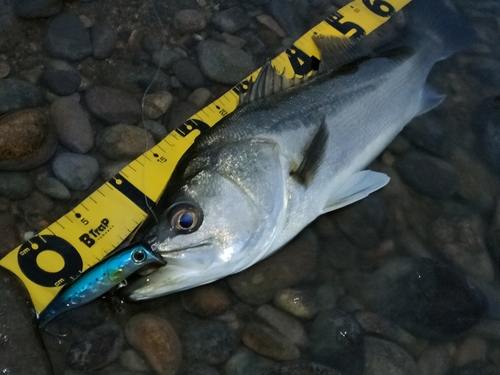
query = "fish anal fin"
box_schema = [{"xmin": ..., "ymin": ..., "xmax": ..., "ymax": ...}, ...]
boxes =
[
  {"xmin": 416, "ymin": 85, "xmax": 446, "ymax": 116},
  {"xmin": 293, "ymin": 118, "xmax": 329, "ymax": 186},
  {"xmin": 323, "ymin": 170, "xmax": 389, "ymax": 213}
]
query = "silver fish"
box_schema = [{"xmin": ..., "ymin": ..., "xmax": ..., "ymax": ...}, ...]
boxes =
[
  {"xmin": 125, "ymin": 0, "xmax": 473, "ymax": 300},
  {"xmin": 39, "ymin": 244, "xmax": 165, "ymax": 326}
]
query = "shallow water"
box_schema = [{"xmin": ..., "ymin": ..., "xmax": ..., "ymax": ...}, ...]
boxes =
[{"xmin": 1, "ymin": 0, "xmax": 500, "ymax": 374}]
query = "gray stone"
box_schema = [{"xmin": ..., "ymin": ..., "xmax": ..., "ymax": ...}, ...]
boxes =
[
  {"xmin": 212, "ymin": 7, "xmax": 251, "ymax": 34},
  {"xmin": 0, "ymin": 61, "xmax": 10, "ymax": 78},
  {"xmin": 182, "ymin": 363, "xmax": 221, "ymax": 375},
  {"xmin": 309, "ymin": 309, "xmax": 365, "ymax": 375},
  {"xmin": 364, "ymin": 337, "xmax": 418, "ymax": 375},
  {"xmin": 256, "ymin": 304, "xmax": 308, "ymax": 348},
  {"xmin": 396, "ymin": 151, "xmax": 459, "ymax": 199},
  {"xmin": 52, "ymin": 152, "xmax": 99, "ymax": 190},
  {"xmin": 143, "ymin": 91, "xmax": 172, "ymax": 120},
  {"xmin": 14, "ymin": 0, "xmax": 62, "ymax": 18},
  {"xmin": 267, "ymin": 0, "xmax": 308, "ymax": 39},
  {"xmin": 446, "ymin": 362, "xmax": 500, "ymax": 375},
  {"xmin": 172, "ymin": 58, "xmax": 205, "ymax": 89},
  {"xmin": 152, "ymin": 45, "xmax": 183, "ymax": 69},
  {"xmin": 85, "ymin": 85, "xmax": 141, "ymax": 124},
  {"xmin": 96, "ymin": 123, "xmax": 154, "ymax": 160},
  {"xmin": 0, "ymin": 171, "xmax": 34, "ymax": 200},
  {"xmin": 183, "ymin": 320, "xmax": 237, "ymax": 364},
  {"xmin": 402, "ymin": 114, "xmax": 450, "ymax": 158},
  {"xmin": 0, "ymin": 267, "xmax": 52, "ymax": 375},
  {"xmin": 224, "ymin": 349, "xmax": 275, "ymax": 375},
  {"xmin": 36, "ymin": 176, "xmax": 71, "ymax": 200},
  {"xmin": 266, "ymin": 362, "xmax": 343, "ymax": 375},
  {"xmin": 167, "ymin": 100, "xmax": 199, "ymax": 132},
  {"xmin": 0, "ymin": 78, "xmax": 43, "ymax": 114},
  {"xmin": 197, "ymin": 39, "xmax": 256, "ymax": 85},
  {"xmin": 142, "ymin": 120, "xmax": 168, "ymax": 142},
  {"xmin": 44, "ymin": 12, "xmax": 92, "ymax": 61},
  {"xmin": 41, "ymin": 68, "xmax": 81, "ymax": 96},
  {"xmin": 0, "ymin": 0, "xmax": 21, "ymax": 53},
  {"xmin": 90, "ymin": 23, "xmax": 116, "ymax": 59},
  {"xmin": 174, "ymin": 9, "xmax": 207, "ymax": 34},
  {"xmin": 50, "ymin": 97, "xmax": 93, "ymax": 153}
]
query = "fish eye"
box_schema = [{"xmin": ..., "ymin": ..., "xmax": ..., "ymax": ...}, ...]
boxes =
[
  {"xmin": 132, "ymin": 249, "xmax": 146, "ymax": 263},
  {"xmin": 168, "ymin": 203, "xmax": 203, "ymax": 234}
]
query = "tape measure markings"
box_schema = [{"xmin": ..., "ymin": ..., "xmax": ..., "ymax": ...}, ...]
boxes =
[{"xmin": 109, "ymin": 174, "xmax": 156, "ymax": 214}]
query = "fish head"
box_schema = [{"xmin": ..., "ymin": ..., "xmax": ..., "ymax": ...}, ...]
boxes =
[{"xmin": 124, "ymin": 140, "xmax": 286, "ymax": 300}]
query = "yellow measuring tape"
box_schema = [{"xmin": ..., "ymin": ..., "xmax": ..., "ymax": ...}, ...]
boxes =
[{"xmin": 0, "ymin": 0, "xmax": 411, "ymax": 314}]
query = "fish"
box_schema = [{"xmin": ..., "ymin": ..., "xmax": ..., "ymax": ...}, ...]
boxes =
[
  {"xmin": 124, "ymin": 0, "xmax": 474, "ymax": 301},
  {"xmin": 39, "ymin": 244, "xmax": 165, "ymax": 326}
]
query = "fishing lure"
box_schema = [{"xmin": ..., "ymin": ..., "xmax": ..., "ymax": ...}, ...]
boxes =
[{"xmin": 39, "ymin": 243, "xmax": 165, "ymax": 326}]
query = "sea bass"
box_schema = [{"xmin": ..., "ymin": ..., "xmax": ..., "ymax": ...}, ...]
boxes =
[{"xmin": 125, "ymin": 0, "xmax": 473, "ymax": 300}]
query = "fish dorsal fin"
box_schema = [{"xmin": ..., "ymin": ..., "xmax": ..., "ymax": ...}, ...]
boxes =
[
  {"xmin": 313, "ymin": 36, "xmax": 371, "ymax": 73},
  {"xmin": 238, "ymin": 60, "xmax": 313, "ymax": 106},
  {"xmin": 293, "ymin": 118, "xmax": 329, "ymax": 186}
]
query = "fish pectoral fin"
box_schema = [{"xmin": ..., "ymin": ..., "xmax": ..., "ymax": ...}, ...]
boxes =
[
  {"xmin": 416, "ymin": 84, "xmax": 446, "ymax": 117},
  {"xmin": 292, "ymin": 118, "xmax": 329, "ymax": 187},
  {"xmin": 322, "ymin": 170, "xmax": 389, "ymax": 213}
]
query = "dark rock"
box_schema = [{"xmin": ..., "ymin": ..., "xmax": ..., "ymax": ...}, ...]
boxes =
[
  {"xmin": 67, "ymin": 323, "xmax": 125, "ymax": 372},
  {"xmin": 143, "ymin": 91, "xmax": 172, "ymax": 120},
  {"xmin": 0, "ymin": 267, "xmax": 52, "ymax": 375},
  {"xmin": 0, "ymin": 171, "xmax": 33, "ymax": 200},
  {"xmin": 174, "ymin": 9, "xmax": 207, "ymax": 34},
  {"xmin": 182, "ymin": 363, "xmax": 221, "ymax": 375},
  {"xmin": 396, "ymin": 151, "xmax": 459, "ymax": 199},
  {"xmin": 256, "ymin": 305, "xmax": 308, "ymax": 348},
  {"xmin": 36, "ymin": 176, "xmax": 71, "ymax": 200},
  {"xmin": 152, "ymin": 45, "xmax": 183, "ymax": 69},
  {"xmin": 0, "ymin": 78, "xmax": 43, "ymax": 114},
  {"xmin": 44, "ymin": 12, "xmax": 92, "ymax": 61},
  {"xmin": 212, "ymin": 7, "xmax": 251, "ymax": 34},
  {"xmin": 475, "ymin": 96, "xmax": 500, "ymax": 170},
  {"xmin": 402, "ymin": 114, "xmax": 450, "ymax": 158},
  {"xmin": 0, "ymin": 1, "xmax": 21, "ymax": 53},
  {"xmin": 50, "ymin": 97, "xmax": 94, "ymax": 153},
  {"xmin": 183, "ymin": 320, "xmax": 237, "ymax": 364},
  {"xmin": 181, "ymin": 284, "xmax": 230, "ymax": 317},
  {"xmin": 167, "ymin": 100, "xmax": 199, "ymax": 132},
  {"xmin": 0, "ymin": 212, "xmax": 20, "ymax": 256},
  {"xmin": 41, "ymin": 68, "xmax": 81, "ymax": 96},
  {"xmin": 142, "ymin": 120, "xmax": 168, "ymax": 142},
  {"xmin": 266, "ymin": 362, "xmax": 343, "ymax": 375},
  {"xmin": 96, "ymin": 123, "xmax": 154, "ymax": 160},
  {"xmin": 227, "ymin": 231, "xmax": 317, "ymax": 305},
  {"xmin": 445, "ymin": 362, "xmax": 500, "ymax": 375},
  {"xmin": 364, "ymin": 337, "xmax": 418, "ymax": 375},
  {"xmin": 141, "ymin": 34, "xmax": 161, "ymax": 55},
  {"xmin": 267, "ymin": 0, "xmax": 307, "ymax": 39},
  {"xmin": 365, "ymin": 258, "xmax": 487, "ymax": 339},
  {"xmin": 52, "ymin": 152, "xmax": 99, "ymax": 190},
  {"xmin": 90, "ymin": 23, "xmax": 116, "ymax": 59},
  {"xmin": 309, "ymin": 309, "xmax": 365, "ymax": 375},
  {"xmin": 225, "ymin": 349, "xmax": 275, "ymax": 375},
  {"xmin": 197, "ymin": 39, "xmax": 256, "ymax": 85},
  {"xmin": 242, "ymin": 322, "xmax": 300, "ymax": 361},
  {"xmin": 85, "ymin": 85, "xmax": 141, "ymax": 124},
  {"xmin": 172, "ymin": 58, "xmax": 205, "ymax": 89},
  {"xmin": 14, "ymin": 0, "xmax": 62, "ymax": 18}
]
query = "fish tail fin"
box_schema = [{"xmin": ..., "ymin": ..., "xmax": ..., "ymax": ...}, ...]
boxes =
[{"xmin": 406, "ymin": 0, "xmax": 476, "ymax": 60}]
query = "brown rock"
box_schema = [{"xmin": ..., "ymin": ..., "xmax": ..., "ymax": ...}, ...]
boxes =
[
  {"xmin": 143, "ymin": 91, "xmax": 172, "ymax": 119},
  {"xmin": 174, "ymin": 9, "xmax": 207, "ymax": 34},
  {"xmin": 181, "ymin": 284, "xmax": 230, "ymax": 317},
  {"xmin": 455, "ymin": 335, "xmax": 488, "ymax": 367},
  {"xmin": 96, "ymin": 123, "xmax": 155, "ymax": 160},
  {"xmin": 227, "ymin": 231, "xmax": 317, "ymax": 305},
  {"xmin": 125, "ymin": 313, "xmax": 182, "ymax": 375},
  {"xmin": 0, "ymin": 212, "xmax": 19, "ymax": 257},
  {"xmin": 256, "ymin": 14, "xmax": 286, "ymax": 38},
  {"xmin": 242, "ymin": 322, "xmax": 300, "ymax": 361},
  {"xmin": 85, "ymin": 85, "xmax": 141, "ymax": 124}
]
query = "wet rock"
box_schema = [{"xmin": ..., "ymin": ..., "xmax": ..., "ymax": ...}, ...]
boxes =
[
  {"xmin": 324, "ymin": 230, "xmax": 361, "ymax": 270},
  {"xmin": 309, "ymin": 309, "xmax": 365, "ymax": 375},
  {"xmin": 41, "ymin": 68, "xmax": 81, "ymax": 96},
  {"xmin": 224, "ymin": 349, "xmax": 275, "ymax": 375},
  {"xmin": 182, "ymin": 363, "xmax": 220, "ymax": 375},
  {"xmin": 242, "ymin": 322, "xmax": 300, "ymax": 361},
  {"xmin": 364, "ymin": 337, "xmax": 417, "ymax": 375},
  {"xmin": 67, "ymin": 323, "xmax": 125, "ymax": 372},
  {"xmin": 85, "ymin": 85, "xmax": 141, "ymax": 124},
  {"xmin": 256, "ymin": 14, "xmax": 287, "ymax": 38},
  {"xmin": 266, "ymin": 362, "xmax": 343, "ymax": 375},
  {"xmin": 364, "ymin": 258, "xmax": 486, "ymax": 339},
  {"xmin": 267, "ymin": 0, "xmax": 307, "ymax": 39},
  {"xmin": 0, "ymin": 61, "xmax": 9, "ymax": 78},
  {"xmin": 172, "ymin": 59, "xmax": 205, "ymax": 89},
  {"xmin": 0, "ymin": 172, "xmax": 33, "ymax": 200},
  {"xmin": 90, "ymin": 23, "xmax": 116, "ymax": 59},
  {"xmin": 181, "ymin": 284, "xmax": 230, "ymax": 317},
  {"xmin": 198, "ymin": 39, "xmax": 256, "ymax": 85},
  {"xmin": 36, "ymin": 176, "xmax": 71, "ymax": 200},
  {"xmin": 14, "ymin": 0, "xmax": 62, "ymax": 18},
  {"xmin": 274, "ymin": 288, "xmax": 319, "ymax": 319},
  {"xmin": 174, "ymin": 9, "xmax": 207, "ymax": 34},
  {"xmin": 446, "ymin": 362, "xmax": 500, "ymax": 375},
  {"xmin": 96, "ymin": 123, "xmax": 155, "ymax": 160},
  {"xmin": 142, "ymin": 120, "xmax": 167, "ymax": 142},
  {"xmin": 220, "ymin": 32, "xmax": 247, "ymax": 49},
  {"xmin": 417, "ymin": 344, "xmax": 453, "ymax": 375},
  {"xmin": 431, "ymin": 203, "xmax": 494, "ymax": 282},
  {"xmin": 143, "ymin": 91, "xmax": 173, "ymax": 119},
  {"xmin": 183, "ymin": 320, "xmax": 237, "ymax": 364},
  {"xmin": 44, "ymin": 12, "xmax": 92, "ymax": 61},
  {"xmin": 256, "ymin": 304, "xmax": 308, "ymax": 348},
  {"xmin": 455, "ymin": 336, "xmax": 488, "ymax": 367},
  {"xmin": 396, "ymin": 151, "xmax": 458, "ymax": 199},
  {"xmin": 227, "ymin": 231, "xmax": 317, "ymax": 305},
  {"xmin": 402, "ymin": 114, "xmax": 450, "ymax": 158},
  {"xmin": 119, "ymin": 349, "xmax": 150, "ymax": 373},
  {"xmin": 167, "ymin": 100, "xmax": 199, "ymax": 132},
  {"xmin": 52, "ymin": 152, "xmax": 99, "ymax": 190},
  {"xmin": 50, "ymin": 97, "xmax": 94, "ymax": 153},
  {"xmin": 188, "ymin": 88, "xmax": 212, "ymax": 108},
  {"xmin": 0, "ymin": 2, "xmax": 22, "ymax": 53},
  {"xmin": 152, "ymin": 45, "xmax": 183, "ymax": 69},
  {"xmin": 315, "ymin": 284, "xmax": 337, "ymax": 312},
  {"xmin": 0, "ymin": 78, "xmax": 43, "ymax": 114},
  {"xmin": 100, "ymin": 160, "xmax": 129, "ymax": 181},
  {"xmin": 212, "ymin": 7, "xmax": 251, "ymax": 34},
  {"xmin": 0, "ymin": 267, "xmax": 52, "ymax": 375},
  {"xmin": 0, "ymin": 212, "xmax": 20, "ymax": 256},
  {"xmin": 126, "ymin": 313, "xmax": 182, "ymax": 375}
]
